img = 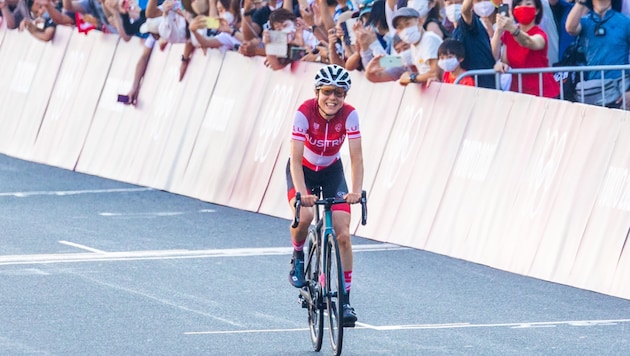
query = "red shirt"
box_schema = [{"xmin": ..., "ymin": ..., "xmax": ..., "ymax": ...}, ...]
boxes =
[
  {"xmin": 291, "ymin": 99, "xmax": 361, "ymax": 171},
  {"xmin": 443, "ymin": 71, "xmax": 475, "ymax": 86},
  {"xmin": 501, "ymin": 26, "xmax": 560, "ymax": 98}
]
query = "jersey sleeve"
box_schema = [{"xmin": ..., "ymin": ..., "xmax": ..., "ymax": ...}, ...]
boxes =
[
  {"xmin": 346, "ymin": 110, "xmax": 360, "ymax": 139},
  {"xmin": 291, "ymin": 111, "xmax": 309, "ymax": 142}
]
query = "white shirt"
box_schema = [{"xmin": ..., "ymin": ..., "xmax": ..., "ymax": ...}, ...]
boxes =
[{"xmin": 410, "ymin": 30, "xmax": 442, "ymax": 74}]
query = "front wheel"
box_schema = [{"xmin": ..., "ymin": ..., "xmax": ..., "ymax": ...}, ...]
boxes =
[
  {"xmin": 325, "ymin": 232, "xmax": 344, "ymax": 356},
  {"xmin": 305, "ymin": 226, "xmax": 323, "ymax": 352}
]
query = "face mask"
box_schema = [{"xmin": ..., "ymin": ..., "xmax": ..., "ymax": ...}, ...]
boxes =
[
  {"xmin": 221, "ymin": 11, "xmax": 235, "ymax": 25},
  {"xmin": 445, "ymin": 4, "xmax": 463, "ymax": 23},
  {"xmin": 408, "ymin": 0, "xmax": 431, "ymax": 18},
  {"xmin": 281, "ymin": 22, "xmax": 296, "ymax": 34},
  {"xmin": 438, "ymin": 57, "xmax": 460, "ymax": 72},
  {"xmin": 399, "ymin": 25, "xmax": 422, "ymax": 45},
  {"xmin": 513, "ymin": 5, "xmax": 536, "ymax": 24},
  {"xmin": 473, "ymin": 1, "xmax": 496, "ymax": 18}
]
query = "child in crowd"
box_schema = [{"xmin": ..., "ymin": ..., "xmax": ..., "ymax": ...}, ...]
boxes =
[{"xmin": 437, "ymin": 38, "xmax": 474, "ymax": 86}]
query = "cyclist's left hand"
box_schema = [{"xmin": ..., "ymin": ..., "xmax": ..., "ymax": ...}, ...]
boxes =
[{"xmin": 344, "ymin": 192, "xmax": 361, "ymax": 204}]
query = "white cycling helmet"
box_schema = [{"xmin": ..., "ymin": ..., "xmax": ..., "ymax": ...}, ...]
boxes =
[{"xmin": 314, "ymin": 64, "xmax": 352, "ymax": 91}]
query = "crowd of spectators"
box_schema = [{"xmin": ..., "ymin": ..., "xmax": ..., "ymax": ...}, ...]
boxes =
[{"xmin": 1, "ymin": 0, "xmax": 629, "ymax": 107}]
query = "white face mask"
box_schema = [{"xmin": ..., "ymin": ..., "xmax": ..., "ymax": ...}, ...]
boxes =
[
  {"xmin": 221, "ymin": 11, "xmax": 235, "ymax": 25},
  {"xmin": 445, "ymin": 4, "xmax": 463, "ymax": 23},
  {"xmin": 281, "ymin": 22, "xmax": 296, "ymax": 34},
  {"xmin": 399, "ymin": 25, "xmax": 422, "ymax": 45},
  {"xmin": 438, "ymin": 57, "xmax": 460, "ymax": 72},
  {"xmin": 407, "ymin": 0, "xmax": 431, "ymax": 18},
  {"xmin": 473, "ymin": 1, "xmax": 496, "ymax": 18}
]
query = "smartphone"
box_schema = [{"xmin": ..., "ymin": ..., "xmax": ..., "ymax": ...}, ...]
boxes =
[
  {"xmin": 289, "ymin": 46, "xmax": 307, "ymax": 61},
  {"xmin": 340, "ymin": 21, "xmax": 352, "ymax": 47},
  {"xmin": 117, "ymin": 94, "xmax": 129, "ymax": 104},
  {"xmin": 379, "ymin": 55, "xmax": 403, "ymax": 68},
  {"xmin": 205, "ymin": 17, "xmax": 220, "ymax": 29},
  {"xmin": 497, "ymin": 3, "xmax": 509, "ymax": 16}
]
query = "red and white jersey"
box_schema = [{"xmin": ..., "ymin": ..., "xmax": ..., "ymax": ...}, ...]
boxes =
[{"xmin": 291, "ymin": 98, "xmax": 361, "ymax": 171}]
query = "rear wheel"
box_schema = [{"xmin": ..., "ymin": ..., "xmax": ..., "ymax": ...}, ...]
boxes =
[
  {"xmin": 305, "ymin": 226, "xmax": 323, "ymax": 352},
  {"xmin": 325, "ymin": 232, "xmax": 344, "ymax": 356}
]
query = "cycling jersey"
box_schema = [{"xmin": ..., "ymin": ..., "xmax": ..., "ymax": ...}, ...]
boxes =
[{"xmin": 291, "ymin": 98, "xmax": 361, "ymax": 171}]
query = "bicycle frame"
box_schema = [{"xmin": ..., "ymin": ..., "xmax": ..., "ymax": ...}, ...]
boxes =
[{"xmin": 293, "ymin": 188, "xmax": 367, "ymax": 355}]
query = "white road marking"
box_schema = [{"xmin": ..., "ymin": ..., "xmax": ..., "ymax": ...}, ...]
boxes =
[
  {"xmin": 184, "ymin": 319, "xmax": 630, "ymax": 335},
  {"xmin": 0, "ymin": 187, "xmax": 153, "ymax": 197},
  {"xmin": 59, "ymin": 240, "xmax": 107, "ymax": 254},
  {"xmin": 0, "ymin": 244, "xmax": 407, "ymax": 266},
  {"xmin": 99, "ymin": 209, "xmax": 216, "ymax": 217},
  {"xmin": 185, "ymin": 328, "xmax": 308, "ymax": 335}
]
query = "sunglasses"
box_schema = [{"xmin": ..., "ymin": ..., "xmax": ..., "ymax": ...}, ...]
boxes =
[{"xmin": 319, "ymin": 87, "xmax": 347, "ymax": 98}]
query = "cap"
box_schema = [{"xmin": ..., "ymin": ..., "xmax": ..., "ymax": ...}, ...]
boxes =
[
  {"xmin": 358, "ymin": 0, "xmax": 374, "ymax": 17},
  {"xmin": 392, "ymin": 7, "xmax": 420, "ymax": 28}
]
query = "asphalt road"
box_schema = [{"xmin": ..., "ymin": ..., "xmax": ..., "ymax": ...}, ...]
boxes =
[{"xmin": 1, "ymin": 153, "xmax": 629, "ymax": 355}]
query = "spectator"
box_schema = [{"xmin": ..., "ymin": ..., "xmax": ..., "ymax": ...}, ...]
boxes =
[
  {"xmin": 492, "ymin": 0, "xmax": 560, "ymax": 98},
  {"xmin": 239, "ymin": 0, "xmax": 291, "ymax": 57},
  {"xmin": 450, "ymin": 0, "xmax": 496, "ymax": 89},
  {"xmin": 141, "ymin": 0, "xmax": 188, "ymax": 48},
  {"xmin": 353, "ymin": 0, "xmax": 392, "ymax": 69},
  {"xmin": 548, "ymin": 0, "xmax": 575, "ymax": 63},
  {"xmin": 1, "ymin": 0, "xmax": 29, "ymax": 29},
  {"xmin": 566, "ymin": 0, "xmax": 630, "ymax": 81},
  {"xmin": 16, "ymin": 0, "xmax": 61, "ymax": 41},
  {"xmin": 365, "ymin": 6, "xmax": 442, "ymax": 85},
  {"xmin": 406, "ymin": 0, "xmax": 451, "ymax": 39},
  {"xmin": 471, "ymin": 0, "xmax": 497, "ymax": 38},
  {"xmin": 125, "ymin": 0, "xmax": 193, "ymax": 105},
  {"xmin": 62, "ymin": 0, "xmax": 118, "ymax": 33},
  {"xmin": 186, "ymin": 0, "xmax": 243, "ymax": 51},
  {"xmin": 364, "ymin": 0, "xmax": 391, "ymax": 51},
  {"xmin": 435, "ymin": 38, "xmax": 475, "ymax": 85},
  {"xmin": 338, "ymin": 1, "xmax": 376, "ymax": 70},
  {"xmin": 105, "ymin": 0, "xmax": 148, "ymax": 41},
  {"xmin": 241, "ymin": 0, "xmax": 283, "ymax": 40},
  {"xmin": 262, "ymin": 7, "xmax": 320, "ymax": 70},
  {"xmin": 35, "ymin": 0, "xmax": 74, "ymax": 27},
  {"xmin": 566, "ymin": 0, "xmax": 630, "ymax": 107}
]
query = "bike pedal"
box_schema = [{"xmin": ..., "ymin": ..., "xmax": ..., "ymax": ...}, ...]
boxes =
[{"xmin": 298, "ymin": 295, "xmax": 308, "ymax": 308}]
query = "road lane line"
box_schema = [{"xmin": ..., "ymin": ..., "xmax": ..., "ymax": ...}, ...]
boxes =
[
  {"xmin": 0, "ymin": 187, "xmax": 153, "ymax": 197},
  {"xmin": 184, "ymin": 318, "xmax": 630, "ymax": 335},
  {"xmin": 59, "ymin": 240, "xmax": 107, "ymax": 254},
  {"xmin": 98, "ymin": 209, "xmax": 216, "ymax": 217},
  {"xmin": 0, "ymin": 244, "xmax": 408, "ymax": 266}
]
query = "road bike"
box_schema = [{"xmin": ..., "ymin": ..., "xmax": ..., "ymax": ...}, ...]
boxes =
[{"xmin": 292, "ymin": 188, "xmax": 367, "ymax": 356}]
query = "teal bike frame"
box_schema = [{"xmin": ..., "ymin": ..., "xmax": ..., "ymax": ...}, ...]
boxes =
[{"xmin": 292, "ymin": 189, "xmax": 367, "ymax": 356}]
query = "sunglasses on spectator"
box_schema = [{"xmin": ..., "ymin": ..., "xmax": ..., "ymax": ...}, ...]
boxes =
[{"xmin": 318, "ymin": 87, "xmax": 347, "ymax": 98}]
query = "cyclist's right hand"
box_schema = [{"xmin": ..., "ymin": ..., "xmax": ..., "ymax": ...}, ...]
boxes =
[{"xmin": 300, "ymin": 194, "xmax": 318, "ymax": 208}]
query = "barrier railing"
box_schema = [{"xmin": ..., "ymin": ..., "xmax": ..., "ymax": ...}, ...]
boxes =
[{"xmin": 456, "ymin": 65, "xmax": 630, "ymax": 110}]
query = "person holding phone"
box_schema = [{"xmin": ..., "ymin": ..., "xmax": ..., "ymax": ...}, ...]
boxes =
[
  {"xmin": 262, "ymin": 8, "xmax": 319, "ymax": 70},
  {"xmin": 287, "ymin": 64, "xmax": 362, "ymax": 327},
  {"xmin": 492, "ymin": 0, "xmax": 560, "ymax": 98},
  {"xmin": 365, "ymin": 7, "xmax": 442, "ymax": 85}
]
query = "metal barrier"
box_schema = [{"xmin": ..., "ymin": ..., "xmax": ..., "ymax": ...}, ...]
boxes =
[{"xmin": 455, "ymin": 65, "xmax": 630, "ymax": 110}]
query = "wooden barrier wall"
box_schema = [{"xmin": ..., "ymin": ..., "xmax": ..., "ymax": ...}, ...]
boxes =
[{"xmin": 1, "ymin": 26, "xmax": 629, "ymax": 299}]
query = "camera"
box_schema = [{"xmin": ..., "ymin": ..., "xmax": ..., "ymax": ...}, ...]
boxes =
[
  {"xmin": 594, "ymin": 24, "xmax": 606, "ymax": 37},
  {"xmin": 289, "ymin": 46, "xmax": 306, "ymax": 61}
]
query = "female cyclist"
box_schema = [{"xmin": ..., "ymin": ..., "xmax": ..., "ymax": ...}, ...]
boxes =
[{"xmin": 286, "ymin": 64, "xmax": 364, "ymax": 327}]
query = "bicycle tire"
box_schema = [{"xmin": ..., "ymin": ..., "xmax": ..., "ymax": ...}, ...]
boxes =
[
  {"xmin": 325, "ymin": 232, "xmax": 344, "ymax": 356},
  {"xmin": 305, "ymin": 226, "xmax": 323, "ymax": 351}
]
